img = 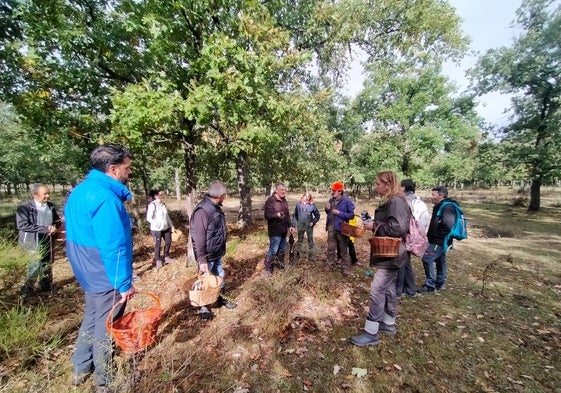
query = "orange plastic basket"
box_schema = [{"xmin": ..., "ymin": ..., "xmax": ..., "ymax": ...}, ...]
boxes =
[
  {"xmin": 369, "ymin": 224, "xmax": 401, "ymax": 257},
  {"xmin": 106, "ymin": 291, "xmax": 163, "ymax": 353},
  {"xmin": 341, "ymin": 216, "xmax": 366, "ymax": 238}
]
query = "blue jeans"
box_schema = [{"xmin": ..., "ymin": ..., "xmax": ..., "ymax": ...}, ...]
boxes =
[
  {"xmin": 72, "ymin": 290, "xmax": 125, "ymax": 386},
  {"xmin": 367, "ymin": 268, "xmax": 398, "ymax": 323},
  {"xmin": 422, "ymin": 244, "xmax": 447, "ymax": 289},
  {"xmin": 266, "ymin": 235, "xmax": 287, "ymax": 257}
]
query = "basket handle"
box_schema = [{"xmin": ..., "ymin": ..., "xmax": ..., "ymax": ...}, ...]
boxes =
[
  {"xmin": 373, "ymin": 222, "xmax": 383, "ymax": 236},
  {"xmin": 105, "ymin": 291, "xmax": 161, "ymax": 332}
]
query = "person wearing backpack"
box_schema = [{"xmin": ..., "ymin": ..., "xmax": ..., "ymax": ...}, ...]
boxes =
[
  {"xmin": 418, "ymin": 186, "xmax": 457, "ymax": 293},
  {"xmin": 396, "ymin": 179, "xmax": 429, "ymax": 298}
]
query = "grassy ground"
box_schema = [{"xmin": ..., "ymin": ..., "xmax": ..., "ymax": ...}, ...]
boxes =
[{"xmin": 1, "ymin": 187, "xmax": 560, "ymax": 392}]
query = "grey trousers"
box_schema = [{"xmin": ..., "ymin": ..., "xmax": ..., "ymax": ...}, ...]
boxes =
[{"xmin": 72, "ymin": 289, "xmax": 126, "ymax": 386}]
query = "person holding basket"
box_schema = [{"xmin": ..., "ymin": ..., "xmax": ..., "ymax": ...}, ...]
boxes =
[
  {"xmin": 190, "ymin": 180, "xmax": 237, "ymax": 319},
  {"xmin": 351, "ymin": 171, "xmax": 411, "ymax": 347}
]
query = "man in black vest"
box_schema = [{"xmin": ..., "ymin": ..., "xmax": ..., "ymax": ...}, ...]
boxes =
[{"xmin": 190, "ymin": 180, "xmax": 237, "ymax": 318}]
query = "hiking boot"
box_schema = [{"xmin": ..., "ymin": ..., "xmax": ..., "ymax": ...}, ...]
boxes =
[
  {"xmin": 155, "ymin": 260, "xmax": 163, "ymax": 269},
  {"xmin": 418, "ymin": 285, "xmax": 435, "ymax": 294},
  {"xmin": 436, "ymin": 283, "xmax": 446, "ymax": 291},
  {"xmin": 350, "ymin": 331, "xmax": 379, "ymax": 347},
  {"xmin": 164, "ymin": 256, "xmax": 174, "ymax": 264},
  {"xmin": 379, "ymin": 322, "xmax": 397, "ymax": 336},
  {"xmin": 72, "ymin": 372, "xmax": 91, "ymax": 386},
  {"xmin": 217, "ymin": 295, "xmax": 237, "ymax": 309},
  {"xmin": 198, "ymin": 306, "xmax": 214, "ymax": 320}
]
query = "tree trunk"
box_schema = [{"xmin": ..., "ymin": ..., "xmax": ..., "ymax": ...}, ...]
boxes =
[
  {"xmin": 182, "ymin": 131, "xmax": 198, "ymax": 266},
  {"xmin": 236, "ymin": 150, "xmax": 253, "ymax": 228},
  {"xmin": 528, "ymin": 177, "xmax": 541, "ymax": 211},
  {"xmin": 174, "ymin": 168, "xmax": 181, "ymax": 201}
]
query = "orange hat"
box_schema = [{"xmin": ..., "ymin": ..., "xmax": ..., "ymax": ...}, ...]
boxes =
[{"xmin": 331, "ymin": 181, "xmax": 344, "ymax": 191}]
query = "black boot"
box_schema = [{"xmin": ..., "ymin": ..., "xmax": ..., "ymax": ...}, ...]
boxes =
[
  {"xmin": 264, "ymin": 254, "xmax": 275, "ymax": 275},
  {"xmin": 275, "ymin": 253, "xmax": 286, "ymax": 269},
  {"xmin": 217, "ymin": 295, "xmax": 237, "ymax": 309}
]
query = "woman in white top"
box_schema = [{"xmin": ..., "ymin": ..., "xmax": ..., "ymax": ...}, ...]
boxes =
[{"xmin": 146, "ymin": 189, "xmax": 174, "ymax": 268}]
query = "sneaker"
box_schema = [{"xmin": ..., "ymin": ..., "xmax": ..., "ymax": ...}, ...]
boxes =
[
  {"xmin": 436, "ymin": 284, "xmax": 446, "ymax": 291},
  {"xmin": 218, "ymin": 295, "xmax": 237, "ymax": 309},
  {"xmin": 164, "ymin": 256, "xmax": 174, "ymax": 264},
  {"xmin": 405, "ymin": 291, "xmax": 420, "ymax": 298},
  {"xmin": 198, "ymin": 306, "xmax": 214, "ymax": 320},
  {"xmin": 72, "ymin": 372, "xmax": 91, "ymax": 386},
  {"xmin": 155, "ymin": 260, "xmax": 163, "ymax": 269},
  {"xmin": 378, "ymin": 322, "xmax": 397, "ymax": 336},
  {"xmin": 350, "ymin": 331, "xmax": 380, "ymax": 347},
  {"xmin": 19, "ymin": 284, "xmax": 32, "ymax": 299},
  {"xmin": 418, "ymin": 285, "xmax": 435, "ymax": 294}
]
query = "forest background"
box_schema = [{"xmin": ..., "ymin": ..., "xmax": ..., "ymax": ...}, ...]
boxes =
[{"xmin": 1, "ymin": 1, "xmax": 561, "ymax": 392}]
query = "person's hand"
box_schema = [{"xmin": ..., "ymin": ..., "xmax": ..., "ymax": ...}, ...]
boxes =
[
  {"xmin": 47, "ymin": 225, "xmax": 57, "ymax": 235},
  {"xmin": 289, "ymin": 227, "xmax": 295, "ymax": 234},
  {"xmin": 332, "ymin": 209, "xmax": 340, "ymax": 215},
  {"xmin": 199, "ymin": 263, "xmax": 209, "ymax": 274},
  {"xmin": 277, "ymin": 212, "xmax": 285, "ymax": 219},
  {"xmin": 363, "ymin": 221, "xmax": 374, "ymax": 230},
  {"xmin": 308, "ymin": 222, "xmax": 314, "ymax": 227},
  {"xmin": 120, "ymin": 285, "xmax": 136, "ymax": 303}
]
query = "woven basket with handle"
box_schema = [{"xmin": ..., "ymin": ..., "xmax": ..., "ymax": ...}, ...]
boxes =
[
  {"xmin": 188, "ymin": 273, "xmax": 223, "ymax": 307},
  {"xmin": 369, "ymin": 223, "xmax": 401, "ymax": 258},
  {"xmin": 341, "ymin": 215, "xmax": 366, "ymax": 238}
]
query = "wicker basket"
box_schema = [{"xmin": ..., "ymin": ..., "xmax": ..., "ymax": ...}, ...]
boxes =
[
  {"xmin": 341, "ymin": 216, "xmax": 366, "ymax": 238},
  {"xmin": 369, "ymin": 223, "xmax": 401, "ymax": 257},
  {"xmin": 106, "ymin": 291, "xmax": 163, "ymax": 353},
  {"xmin": 188, "ymin": 273, "xmax": 223, "ymax": 307}
]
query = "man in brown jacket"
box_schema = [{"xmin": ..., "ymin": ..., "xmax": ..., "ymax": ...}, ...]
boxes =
[{"xmin": 263, "ymin": 182, "xmax": 294, "ymax": 276}]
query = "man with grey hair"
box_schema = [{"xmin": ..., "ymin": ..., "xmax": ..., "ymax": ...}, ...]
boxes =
[
  {"xmin": 16, "ymin": 184, "xmax": 61, "ymax": 298},
  {"xmin": 190, "ymin": 180, "xmax": 237, "ymax": 318}
]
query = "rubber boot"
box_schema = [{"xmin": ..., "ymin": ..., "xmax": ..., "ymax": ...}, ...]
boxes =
[{"xmin": 351, "ymin": 319, "xmax": 380, "ymax": 347}]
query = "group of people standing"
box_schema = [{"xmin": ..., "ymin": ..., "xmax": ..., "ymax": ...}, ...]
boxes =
[
  {"xmin": 15, "ymin": 143, "xmax": 460, "ymax": 389},
  {"xmin": 260, "ymin": 172, "xmax": 460, "ymax": 348}
]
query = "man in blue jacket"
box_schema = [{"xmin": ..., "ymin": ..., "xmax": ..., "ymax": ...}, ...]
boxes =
[
  {"xmin": 64, "ymin": 144, "xmax": 135, "ymax": 392},
  {"xmin": 325, "ymin": 181, "xmax": 355, "ymax": 272}
]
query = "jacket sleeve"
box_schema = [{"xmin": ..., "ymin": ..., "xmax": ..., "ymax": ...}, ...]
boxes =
[
  {"xmin": 146, "ymin": 203, "xmax": 155, "ymax": 224},
  {"xmin": 338, "ymin": 198, "xmax": 355, "ymax": 221},
  {"xmin": 264, "ymin": 197, "xmax": 278, "ymax": 221},
  {"xmin": 16, "ymin": 203, "xmax": 50, "ymax": 234},
  {"xmin": 311, "ymin": 205, "xmax": 320, "ymax": 225},
  {"xmin": 438, "ymin": 203, "xmax": 456, "ymax": 237},
  {"xmin": 190, "ymin": 208, "xmax": 209, "ymax": 266},
  {"xmin": 51, "ymin": 204, "xmax": 62, "ymax": 228},
  {"xmin": 92, "ymin": 199, "xmax": 132, "ymax": 293},
  {"xmin": 382, "ymin": 198, "xmax": 410, "ymax": 238}
]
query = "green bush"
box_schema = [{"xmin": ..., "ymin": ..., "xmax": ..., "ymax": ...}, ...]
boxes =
[
  {"xmin": 0, "ymin": 303, "xmax": 49, "ymax": 361},
  {"xmin": 0, "ymin": 240, "xmax": 29, "ymax": 290}
]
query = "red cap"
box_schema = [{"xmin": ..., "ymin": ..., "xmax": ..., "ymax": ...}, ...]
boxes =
[{"xmin": 331, "ymin": 181, "xmax": 344, "ymax": 191}]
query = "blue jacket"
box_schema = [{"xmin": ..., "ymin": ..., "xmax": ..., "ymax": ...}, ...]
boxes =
[
  {"xmin": 64, "ymin": 169, "xmax": 133, "ymax": 294},
  {"xmin": 325, "ymin": 195, "xmax": 355, "ymax": 232}
]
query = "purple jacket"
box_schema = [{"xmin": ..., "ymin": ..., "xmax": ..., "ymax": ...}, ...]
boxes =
[{"xmin": 325, "ymin": 195, "xmax": 355, "ymax": 233}]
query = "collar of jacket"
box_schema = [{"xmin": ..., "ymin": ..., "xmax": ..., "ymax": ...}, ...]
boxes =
[{"xmin": 87, "ymin": 169, "xmax": 133, "ymax": 202}]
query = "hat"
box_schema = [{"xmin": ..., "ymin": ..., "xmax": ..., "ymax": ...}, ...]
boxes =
[{"xmin": 331, "ymin": 181, "xmax": 344, "ymax": 191}]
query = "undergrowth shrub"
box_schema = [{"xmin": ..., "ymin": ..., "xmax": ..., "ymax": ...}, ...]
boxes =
[
  {"xmin": 0, "ymin": 240, "xmax": 29, "ymax": 290},
  {"xmin": 0, "ymin": 303, "xmax": 50, "ymax": 361}
]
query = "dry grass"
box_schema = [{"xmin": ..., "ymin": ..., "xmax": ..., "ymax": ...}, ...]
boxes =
[{"xmin": 1, "ymin": 187, "xmax": 561, "ymax": 392}]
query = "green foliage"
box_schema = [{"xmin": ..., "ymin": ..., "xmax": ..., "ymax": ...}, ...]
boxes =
[
  {"xmin": 472, "ymin": 0, "xmax": 561, "ymax": 209},
  {"xmin": 0, "ymin": 239, "xmax": 28, "ymax": 290},
  {"xmin": 0, "ymin": 303, "xmax": 51, "ymax": 361}
]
